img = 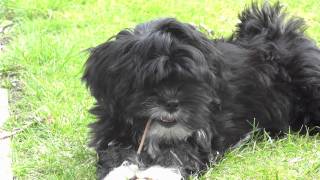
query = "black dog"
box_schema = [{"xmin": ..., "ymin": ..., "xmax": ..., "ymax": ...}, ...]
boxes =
[{"xmin": 82, "ymin": 2, "xmax": 320, "ymax": 179}]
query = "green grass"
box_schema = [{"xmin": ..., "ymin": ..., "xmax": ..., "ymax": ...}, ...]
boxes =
[
  {"xmin": 202, "ymin": 133, "xmax": 320, "ymax": 180},
  {"xmin": 1, "ymin": 0, "xmax": 320, "ymax": 179}
]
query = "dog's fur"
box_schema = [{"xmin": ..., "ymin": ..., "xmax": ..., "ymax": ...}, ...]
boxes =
[{"xmin": 82, "ymin": 2, "xmax": 320, "ymax": 179}]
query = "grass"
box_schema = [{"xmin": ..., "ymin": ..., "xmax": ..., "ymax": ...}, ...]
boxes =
[
  {"xmin": 0, "ymin": 0, "xmax": 320, "ymax": 179},
  {"xmin": 202, "ymin": 133, "xmax": 320, "ymax": 179}
]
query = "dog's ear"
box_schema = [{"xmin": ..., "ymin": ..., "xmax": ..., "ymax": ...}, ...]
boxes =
[
  {"xmin": 82, "ymin": 40, "xmax": 113, "ymax": 102},
  {"xmin": 82, "ymin": 31, "xmax": 139, "ymax": 150},
  {"xmin": 82, "ymin": 30, "xmax": 138, "ymax": 105}
]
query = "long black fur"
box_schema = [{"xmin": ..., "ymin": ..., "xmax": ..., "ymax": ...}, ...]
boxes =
[{"xmin": 82, "ymin": 2, "xmax": 320, "ymax": 179}]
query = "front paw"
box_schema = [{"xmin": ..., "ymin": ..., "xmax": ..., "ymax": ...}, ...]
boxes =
[{"xmin": 103, "ymin": 161, "xmax": 139, "ymax": 180}]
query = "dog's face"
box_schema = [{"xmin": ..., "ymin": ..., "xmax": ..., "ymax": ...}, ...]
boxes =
[
  {"xmin": 128, "ymin": 75, "xmax": 216, "ymax": 156},
  {"xmin": 130, "ymin": 76, "xmax": 213, "ymax": 139},
  {"xmin": 83, "ymin": 18, "xmax": 222, "ymax": 154}
]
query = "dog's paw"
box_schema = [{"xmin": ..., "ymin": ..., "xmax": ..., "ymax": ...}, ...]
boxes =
[
  {"xmin": 136, "ymin": 166, "xmax": 183, "ymax": 180},
  {"xmin": 103, "ymin": 161, "xmax": 139, "ymax": 180}
]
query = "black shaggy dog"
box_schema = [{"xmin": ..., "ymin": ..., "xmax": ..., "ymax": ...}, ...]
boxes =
[{"xmin": 82, "ymin": 2, "xmax": 320, "ymax": 180}]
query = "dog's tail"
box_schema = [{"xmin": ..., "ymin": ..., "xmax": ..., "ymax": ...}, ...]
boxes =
[{"xmin": 233, "ymin": 2, "xmax": 306, "ymax": 42}]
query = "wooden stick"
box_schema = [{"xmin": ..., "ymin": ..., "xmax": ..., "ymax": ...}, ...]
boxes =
[
  {"xmin": 0, "ymin": 128, "xmax": 25, "ymax": 140},
  {"xmin": 137, "ymin": 119, "xmax": 152, "ymax": 155},
  {"xmin": 0, "ymin": 118, "xmax": 42, "ymax": 140}
]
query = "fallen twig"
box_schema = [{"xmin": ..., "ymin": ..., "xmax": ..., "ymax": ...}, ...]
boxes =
[
  {"xmin": 0, "ymin": 23, "xmax": 14, "ymax": 34},
  {"xmin": 0, "ymin": 118, "xmax": 43, "ymax": 140}
]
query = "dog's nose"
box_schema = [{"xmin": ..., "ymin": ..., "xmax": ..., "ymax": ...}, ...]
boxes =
[{"xmin": 165, "ymin": 99, "xmax": 179, "ymax": 111}]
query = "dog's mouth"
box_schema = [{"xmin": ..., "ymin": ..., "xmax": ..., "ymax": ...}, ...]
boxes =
[
  {"xmin": 160, "ymin": 116, "xmax": 177, "ymax": 123},
  {"xmin": 148, "ymin": 110, "xmax": 180, "ymax": 127},
  {"xmin": 157, "ymin": 116, "xmax": 177, "ymax": 126}
]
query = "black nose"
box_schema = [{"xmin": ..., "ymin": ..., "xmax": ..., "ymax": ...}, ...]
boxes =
[{"xmin": 165, "ymin": 99, "xmax": 179, "ymax": 111}]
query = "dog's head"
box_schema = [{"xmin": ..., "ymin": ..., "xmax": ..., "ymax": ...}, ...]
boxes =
[{"xmin": 83, "ymin": 18, "xmax": 223, "ymax": 155}]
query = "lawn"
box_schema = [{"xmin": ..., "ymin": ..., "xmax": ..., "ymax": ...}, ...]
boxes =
[{"xmin": 1, "ymin": 0, "xmax": 320, "ymax": 179}]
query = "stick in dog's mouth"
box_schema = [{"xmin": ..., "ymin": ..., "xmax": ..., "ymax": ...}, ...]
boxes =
[{"xmin": 137, "ymin": 119, "xmax": 152, "ymax": 155}]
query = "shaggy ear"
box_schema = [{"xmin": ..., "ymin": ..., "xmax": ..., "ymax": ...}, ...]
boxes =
[
  {"xmin": 82, "ymin": 31, "xmax": 138, "ymax": 150},
  {"xmin": 82, "ymin": 40, "xmax": 119, "ymax": 150},
  {"xmin": 82, "ymin": 40, "xmax": 115, "ymax": 102},
  {"xmin": 82, "ymin": 30, "xmax": 137, "ymax": 104}
]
